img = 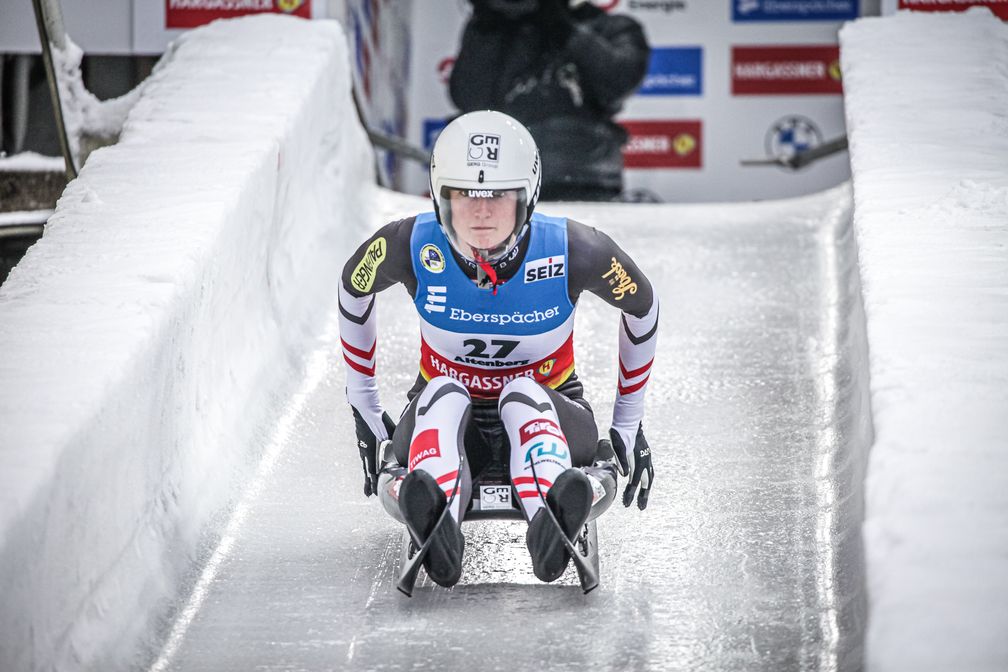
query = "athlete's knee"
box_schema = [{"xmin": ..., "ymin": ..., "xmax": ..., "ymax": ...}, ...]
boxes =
[
  {"xmin": 419, "ymin": 376, "xmax": 472, "ymax": 408},
  {"xmin": 409, "ymin": 377, "xmax": 471, "ymax": 470},
  {"xmin": 498, "ymin": 376, "xmax": 553, "ymax": 413}
]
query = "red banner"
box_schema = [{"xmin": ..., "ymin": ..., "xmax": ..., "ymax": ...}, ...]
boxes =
[
  {"xmin": 732, "ymin": 46, "xmax": 843, "ymax": 95},
  {"xmin": 620, "ymin": 120, "xmax": 702, "ymax": 169},
  {"xmin": 898, "ymin": 0, "xmax": 1008, "ymax": 20},
  {"xmin": 166, "ymin": 0, "xmax": 311, "ymax": 30}
]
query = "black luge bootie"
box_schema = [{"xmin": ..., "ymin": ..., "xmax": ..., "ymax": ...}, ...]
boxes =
[
  {"xmin": 525, "ymin": 468, "xmax": 593, "ymax": 582},
  {"xmin": 398, "ymin": 469, "xmax": 465, "ymax": 587}
]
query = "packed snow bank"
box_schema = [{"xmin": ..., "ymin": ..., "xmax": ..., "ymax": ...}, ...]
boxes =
[
  {"xmin": 840, "ymin": 9, "xmax": 1008, "ymax": 671},
  {"xmin": 0, "ymin": 15, "xmax": 373, "ymax": 671},
  {"xmin": 51, "ymin": 36, "xmax": 144, "ymax": 165}
]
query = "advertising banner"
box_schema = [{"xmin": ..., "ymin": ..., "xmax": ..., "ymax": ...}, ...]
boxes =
[
  {"xmin": 340, "ymin": 0, "xmax": 414, "ymax": 188},
  {"xmin": 733, "ymin": 0, "xmax": 861, "ymax": 22},
  {"xmin": 134, "ymin": 0, "xmax": 329, "ymax": 52},
  {"xmin": 639, "ymin": 47, "xmax": 704, "ymax": 96},
  {"xmin": 895, "ymin": 0, "xmax": 1008, "ymax": 19},
  {"xmin": 732, "ymin": 46, "xmax": 843, "ymax": 95},
  {"xmin": 620, "ymin": 120, "xmax": 703, "ymax": 169},
  {"xmin": 164, "ymin": 0, "xmax": 312, "ymax": 30}
]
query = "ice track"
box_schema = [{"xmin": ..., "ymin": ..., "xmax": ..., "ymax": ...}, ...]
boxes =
[{"xmin": 152, "ymin": 185, "xmax": 868, "ymax": 672}]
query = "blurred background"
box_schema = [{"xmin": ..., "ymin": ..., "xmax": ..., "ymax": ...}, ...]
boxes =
[{"xmin": 1, "ymin": 0, "xmax": 890, "ymax": 208}]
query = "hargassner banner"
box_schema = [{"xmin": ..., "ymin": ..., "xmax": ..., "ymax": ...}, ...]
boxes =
[
  {"xmin": 165, "ymin": 0, "xmax": 312, "ymax": 29},
  {"xmin": 881, "ymin": 0, "xmax": 1008, "ymax": 19},
  {"xmin": 134, "ymin": 0, "xmax": 321, "ymax": 52},
  {"xmin": 404, "ymin": 0, "xmax": 866, "ymax": 202}
]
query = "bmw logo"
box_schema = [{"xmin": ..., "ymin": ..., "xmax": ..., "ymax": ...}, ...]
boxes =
[{"xmin": 765, "ymin": 115, "xmax": 823, "ymax": 164}]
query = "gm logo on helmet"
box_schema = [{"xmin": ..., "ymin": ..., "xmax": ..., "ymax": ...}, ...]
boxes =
[{"xmin": 468, "ymin": 133, "xmax": 500, "ymax": 166}]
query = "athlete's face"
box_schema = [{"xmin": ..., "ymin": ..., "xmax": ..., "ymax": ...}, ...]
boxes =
[{"xmin": 448, "ymin": 188, "xmax": 519, "ymax": 251}]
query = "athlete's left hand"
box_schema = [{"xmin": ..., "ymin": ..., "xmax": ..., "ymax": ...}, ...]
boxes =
[
  {"xmin": 609, "ymin": 424, "xmax": 654, "ymax": 510},
  {"xmin": 352, "ymin": 407, "xmax": 397, "ymax": 497}
]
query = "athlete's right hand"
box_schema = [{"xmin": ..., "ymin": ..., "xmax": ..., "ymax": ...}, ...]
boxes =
[
  {"xmin": 609, "ymin": 424, "xmax": 654, "ymax": 510},
  {"xmin": 352, "ymin": 407, "xmax": 397, "ymax": 497}
]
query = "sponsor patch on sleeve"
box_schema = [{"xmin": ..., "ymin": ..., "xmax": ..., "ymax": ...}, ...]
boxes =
[
  {"xmin": 420, "ymin": 243, "xmax": 445, "ymax": 273},
  {"xmin": 519, "ymin": 418, "xmax": 565, "ymax": 444},
  {"xmin": 351, "ymin": 237, "xmax": 387, "ymax": 293},
  {"xmin": 601, "ymin": 257, "xmax": 637, "ymax": 301},
  {"xmin": 408, "ymin": 428, "xmax": 441, "ymax": 471}
]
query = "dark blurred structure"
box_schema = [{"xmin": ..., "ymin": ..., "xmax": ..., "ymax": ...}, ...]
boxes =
[
  {"xmin": 1, "ymin": 53, "xmax": 154, "ymax": 286},
  {"xmin": 450, "ymin": 0, "xmax": 649, "ymax": 201},
  {"xmin": 1, "ymin": 53, "xmax": 152, "ymax": 157}
]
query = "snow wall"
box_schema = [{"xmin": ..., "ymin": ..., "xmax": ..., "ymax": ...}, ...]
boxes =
[
  {"xmin": 0, "ymin": 16, "xmax": 373, "ymax": 671},
  {"xmin": 841, "ymin": 9, "xmax": 1008, "ymax": 672}
]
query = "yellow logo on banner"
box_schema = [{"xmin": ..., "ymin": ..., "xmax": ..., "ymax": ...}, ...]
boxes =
[
  {"xmin": 673, "ymin": 133, "xmax": 696, "ymax": 157},
  {"xmin": 277, "ymin": 0, "xmax": 304, "ymax": 13},
  {"xmin": 539, "ymin": 359, "xmax": 555, "ymax": 377},
  {"xmin": 828, "ymin": 60, "xmax": 842, "ymax": 82},
  {"xmin": 351, "ymin": 237, "xmax": 386, "ymax": 293}
]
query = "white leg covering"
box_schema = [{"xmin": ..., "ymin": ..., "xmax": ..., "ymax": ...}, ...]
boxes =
[
  {"xmin": 498, "ymin": 377, "xmax": 573, "ymax": 521},
  {"xmin": 408, "ymin": 376, "xmax": 471, "ymax": 523}
]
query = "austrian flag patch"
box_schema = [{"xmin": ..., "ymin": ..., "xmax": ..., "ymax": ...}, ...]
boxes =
[{"xmin": 408, "ymin": 429, "xmax": 441, "ymax": 470}]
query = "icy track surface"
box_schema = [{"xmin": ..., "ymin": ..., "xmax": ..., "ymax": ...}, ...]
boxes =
[{"xmin": 151, "ymin": 186, "xmax": 868, "ymax": 672}]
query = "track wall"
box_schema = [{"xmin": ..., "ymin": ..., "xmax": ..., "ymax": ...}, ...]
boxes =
[{"xmin": 0, "ymin": 16, "xmax": 372, "ymax": 671}]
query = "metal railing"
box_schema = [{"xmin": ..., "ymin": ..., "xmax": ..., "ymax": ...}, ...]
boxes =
[
  {"xmin": 30, "ymin": 0, "xmax": 77, "ymax": 181},
  {"xmin": 0, "ymin": 223, "xmax": 45, "ymax": 240},
  {"xmin": 742, "ymin": 135, "xmax": 849, "ymax": 170}
]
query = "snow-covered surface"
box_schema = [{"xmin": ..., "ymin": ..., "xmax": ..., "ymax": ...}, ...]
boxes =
[
  {"xmin": 0, "ymin": 151, "xmax": 65, "ymax": 172},
  {"xmin": 52, "ymin": 35, "xmax": 144, "ymax": 163},
  {"xmin": 840, "ymin": 9, "xmax": 1008, "ymax": 671},
  {"xmin": 0, "ymin": 15, "xmax": 372, "ymax": 671}
]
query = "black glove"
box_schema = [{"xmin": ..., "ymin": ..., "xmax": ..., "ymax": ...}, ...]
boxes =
[
  {"xmin": 609, "ymin": 424, "xmax": 654, "ymax": 510},
  {"xmin": 352, "ymin": 407, "xmax": 397, "ymax": 497}
]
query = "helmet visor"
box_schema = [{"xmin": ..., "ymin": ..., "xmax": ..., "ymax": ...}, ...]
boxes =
[{"xmin": 437, "ymin": 186, "xmax": 528, "ymax": 261}]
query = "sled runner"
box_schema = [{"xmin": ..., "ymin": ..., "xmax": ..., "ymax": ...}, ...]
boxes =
[{"xmin": 376, "ymin": 437, "xmax": 619, "ymax": 596}]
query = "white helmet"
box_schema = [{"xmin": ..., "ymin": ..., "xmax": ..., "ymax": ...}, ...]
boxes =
[{"xmin": 429, "ymin": 110, "xmax": 541, "ymax": 262}]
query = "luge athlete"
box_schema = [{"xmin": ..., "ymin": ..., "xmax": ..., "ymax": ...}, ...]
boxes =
[{"xmin": 339, "ymin": 111, "xmax": 657, "ymax": 587}]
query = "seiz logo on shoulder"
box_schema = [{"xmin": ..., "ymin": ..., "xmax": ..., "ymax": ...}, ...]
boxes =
[{"xmin": 524, "ymin": 255, "xmax": 566, "ymax": 283}]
